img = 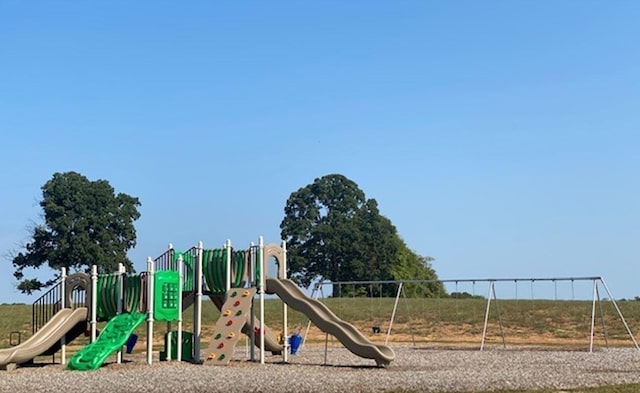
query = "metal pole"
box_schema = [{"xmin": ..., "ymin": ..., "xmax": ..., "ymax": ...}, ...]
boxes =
[
  {"xmin": 480, "ymin": 282, "xmax": 493, "ymax": 351},
  {"xmin": 259, "ymin": 236, "xmax": 265, "ymax": 364},
  {"xmin": 146, "ymin": 257, "xmax": 154, "ymax": 365},
  {"xmin": 323, "ymin": 332, "xmax": 329, "ymax": 365},
  {"xmin": 91, "ymin": 265, "xmax": 98, "ymax": 342},
  {"xmin": 249, "ymin": 242, "xmax": 255, "ymax": 362},
  {"xmin": 60, "ymin": 267, "xmax": 67, "ymax": 365},
  {"xmin": 599, "ymin": 278, "xmax": 640, "ymax": 351},
  {"xmin": 225, "ymin": 239, "xmax": 232, "ymax": 293},
  {"xmin": 117, "ymin": 263, "xmax": 125, "ymax": 364},
  {"xmin": 194, "ymin": 241, "xmax": 204, "ymax": 362},
  {"xmin": 385, "ymin": 282, "xmax": 403, "ymax": 345},
  {"xmin": 281, "ymin": 240, "xmax": 289, "ymax": 363},
  {"xmin": 177, "ymin": 254, "xmax": 183, "ymax": 362},
  {"xmin": 590, "ymin": 279, "xmax": 597, "ymax": 353}
]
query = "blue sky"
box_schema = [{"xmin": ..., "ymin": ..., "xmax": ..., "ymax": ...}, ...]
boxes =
[{"xmin": 1, "ymin": 1, "xmax": 638, "ymax": 303}]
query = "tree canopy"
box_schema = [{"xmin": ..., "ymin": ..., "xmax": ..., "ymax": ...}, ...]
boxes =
[
  {"xmin": 280, "ymin": 174, "xmax": 445, "ymax": 297},
  {"xmin": 11, "ymin": 171, "xmax": 141, "ymax": 294}
]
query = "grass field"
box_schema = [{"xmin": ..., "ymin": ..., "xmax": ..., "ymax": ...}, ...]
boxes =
[{"xmin": 2, "ymin": 296, "xmax": 639, "ymax": 349}]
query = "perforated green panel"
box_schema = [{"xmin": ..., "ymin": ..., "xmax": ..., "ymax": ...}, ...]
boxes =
[{"xmin": 154, "ymin": 271, "xmax": 180, "ymax": 321}]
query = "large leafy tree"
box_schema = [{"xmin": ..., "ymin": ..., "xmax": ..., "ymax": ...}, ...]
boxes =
[
  {"xmin": 11, "ymin": 171, "xmax": 141, "ymax": 294},
  {"xmin": 280, "ymin": 174, "xmax": 444, "ymax": 297}
]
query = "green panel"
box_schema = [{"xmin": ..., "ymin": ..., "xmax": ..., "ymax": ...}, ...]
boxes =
[
  {"xmin": 159, "ymin": 331, "xmax": 194, "ymax": 361},
  {"xmin": 67, "ymin": 312, "xmax": 146, "ymax": 371},
  {"xmin": 154, "ymin": 271, "xmax": 180, "ymax": 321}
]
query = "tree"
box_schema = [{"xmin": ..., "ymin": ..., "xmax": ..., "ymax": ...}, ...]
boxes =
[
  {"xmin": 11, "ymin": 171, "xmax": 141, "ymax": 294},
  {"xmin": 280, "ymin": 174, "xmax": 444, "ymax": 297}
]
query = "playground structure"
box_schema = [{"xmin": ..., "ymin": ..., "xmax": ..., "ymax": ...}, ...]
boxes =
[{"xmin": 0, "ymin": 236, "xmax": 396, "ymax": 370}]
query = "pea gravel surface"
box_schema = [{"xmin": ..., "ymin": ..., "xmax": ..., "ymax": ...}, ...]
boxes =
[{"xmin": 1, "ymin": 346, "xmax": 639, "ymax": 393}]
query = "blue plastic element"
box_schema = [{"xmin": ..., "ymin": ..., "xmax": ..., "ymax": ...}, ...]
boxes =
[
  {"xmin": 125, "ymin": 334, "xmax": 138, "ymax": 354},
  {"xmin": 289, "ymin": 333, "xmax": 302, "ymax": 355}
]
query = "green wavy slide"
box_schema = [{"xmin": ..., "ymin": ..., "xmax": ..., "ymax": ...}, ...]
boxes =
[{"xmin": 68, "ymin": 312, "xmax": 146, "ymax": 371}]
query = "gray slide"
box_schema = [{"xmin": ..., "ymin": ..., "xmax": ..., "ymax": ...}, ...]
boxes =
[
  {"xmin": 0, "ymin": 307, "xmax": 88, "ymax": 370},
  {"xmin": 265, "ymin": 278, "xmax": 395, "ymax": 366}
]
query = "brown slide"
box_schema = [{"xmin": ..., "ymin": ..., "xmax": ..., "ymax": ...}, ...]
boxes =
[
  {"xmin": 0, "ymin": 307, "xmax": 88, "ymax": 370},
  {"xmin": 265, "ymin": 278, "xmax": 395, "ymax": 367}
]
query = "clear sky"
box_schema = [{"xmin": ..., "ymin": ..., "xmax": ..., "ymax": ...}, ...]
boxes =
[{"xmin": 1, "ymin": 2, "xmax": 638, "ymax": 304}]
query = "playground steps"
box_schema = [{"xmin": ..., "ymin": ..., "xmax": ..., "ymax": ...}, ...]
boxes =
[{"xmin": 205, "ymin": 287, "xmax": 256, "ymax": 365}]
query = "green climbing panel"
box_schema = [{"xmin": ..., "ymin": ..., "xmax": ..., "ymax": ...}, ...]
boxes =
[
  {"xmin": 67, "ymin": 312, "xmax": 146, "ymax": 371},
  {"xmin": 154, "ymin": 271, "xmax": 180, "ymax": 321}
]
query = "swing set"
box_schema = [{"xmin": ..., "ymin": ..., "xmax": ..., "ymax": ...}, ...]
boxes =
[{"xmin": 311, "ymin": 276, "xmax": 639, "ymax": 352}]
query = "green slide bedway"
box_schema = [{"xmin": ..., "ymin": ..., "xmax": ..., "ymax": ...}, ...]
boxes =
[{"xmin": 67, "ymin": 312, "xmax": 146, "ymax": 371}]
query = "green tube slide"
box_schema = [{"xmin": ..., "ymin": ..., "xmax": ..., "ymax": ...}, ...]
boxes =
[
  {"xmin": 203, "ymin": 248, "xmax": 248, "ymax": 294},
  {"xmin": 97, "ymin": 274, "xmax": 119, "ymax": 321},
  {"xmin": 67, "ymin": 312, "xmax": 146, "ymax": 371},
  {"xmin": 123, "ymin": 275, "xmax": 141, "ymax": 313}
]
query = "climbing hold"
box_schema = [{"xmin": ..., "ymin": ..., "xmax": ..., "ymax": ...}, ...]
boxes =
[
  {"xmin": 233, "ymin": 300, "xmax": 241, "ymax": 307},
  {"xmin": 227, "ymin": 332, "xmax": 235, "ymax": 339},
  {"xmin": 207, "ymin": 353, "xmax": 216, "ymax": 360},
  {"xmin": 231, "ymin": 291, "xmax": 238, "ymax": 297},
  {"xmin": 235, "ymin": 310, "xmax": 243, "ymax": 316},
  {"xmin": 242, "ymin": 290, "xmax": 250, "ymax": 297},
  {"xmin": 223, "ymin": 309, "xmax": 231, "ymax": 316},
  {"xmin": 226, "ymin": 320, "xmax": 233, "ymax": 326},
  {"xmin": 219, "ymin": 354, "xmax": 226, "ymax": 361},
  {"xmin": 217, "ymin": 342, "xmax": 224, "ymax": 349},
  {"xmin": 215, "ymin": 333, "xmax": 222, "ymax": 340}
]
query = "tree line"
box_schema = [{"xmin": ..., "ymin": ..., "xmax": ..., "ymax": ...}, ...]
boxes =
[{"xmin": 9, "ymin": 172, "xmax": 444, "ymax": 298}]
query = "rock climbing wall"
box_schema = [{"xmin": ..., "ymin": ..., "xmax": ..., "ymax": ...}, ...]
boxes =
[{"xmin": 205, "ymin": 287, "xmax": 257, "ymax": 365}]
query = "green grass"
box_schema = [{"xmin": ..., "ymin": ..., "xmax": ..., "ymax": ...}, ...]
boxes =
[{"xmin": 2, "ymin": 297, "xmax": 639, "ymax": 349}]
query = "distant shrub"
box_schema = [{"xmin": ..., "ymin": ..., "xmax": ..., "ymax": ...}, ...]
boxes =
[{"xmin": 450, "ymin": 291, "xmax": 485, "ymax": 300}]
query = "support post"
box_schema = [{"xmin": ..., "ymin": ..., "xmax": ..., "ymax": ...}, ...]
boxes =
[
  {"xmin": 60, "ymin": 267, "xmax": 67, "ymax": 365},
  {"xmin": 385, "ymin": 282, "xmax": 403, "ymax": 346},
  {"xmin": 194, "ymin": 241, "xmax": 204, "ymax": 363},
  {"xmin": 146, "ymin": 257, "xmax": 154, "ymax": 365},
  {"xmin": 91, "ymin": 265, "xmax": 98, "ymax": 342},
  {"xmin": 480, "ymin": 282, "xmax": 493, "ymax": 351},
  {"xmin": 225, "ymin": 239, "xmax": 232, "ymax": 293},
  {"xmin": 117, "ymin": 263, "xmax": 125, "ymax": 364},
  {"xmin": 281, "ymin": 240, "xmax": 289, "ymax": 363},
  {"xmin": 590, "ymin": 279, "xmax": 597, "ymax": 353},
  {"xmin": 249, "ymin": 242, "xmax": 256, "ymax": 362},
  {"xmin": 177, "ymin": 254, "xmax": 184, "ymax": 362},
  {"xmin": 323, "ymin": 332, "xmax": 329, "ymax": 365},
  {"xmin": 599, "ymin": 278, "xmax": 640, "ymax": 351},
  {"xmin": 259, "ymin": 236, "xmax": 265, "ymax": 364}
]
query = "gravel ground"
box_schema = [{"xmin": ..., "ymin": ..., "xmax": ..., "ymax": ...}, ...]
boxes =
[{"xmin": 1, "ymin": 346, "xmax": 640, "ymax": 393}]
